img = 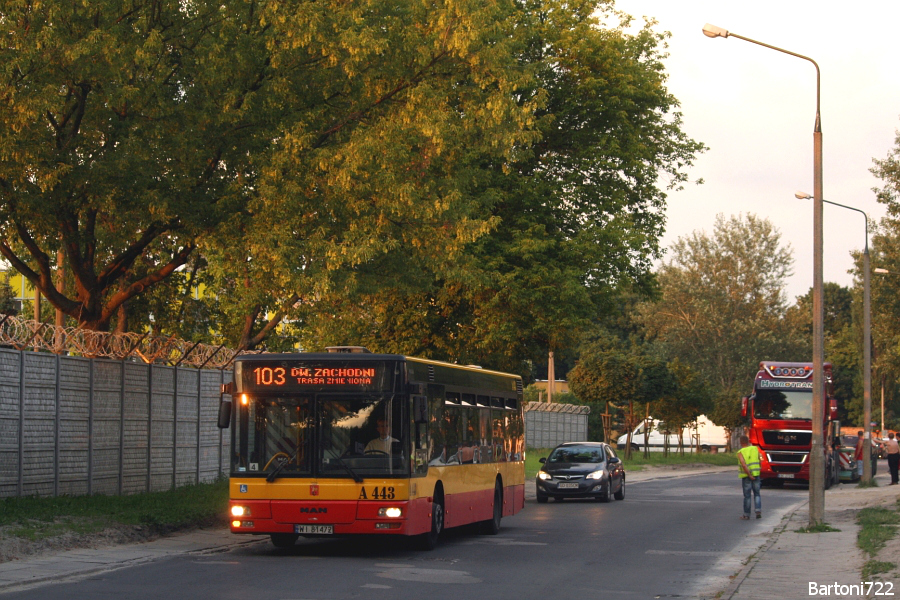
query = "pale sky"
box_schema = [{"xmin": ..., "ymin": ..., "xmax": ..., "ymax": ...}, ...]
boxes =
[{"xmin": 611, "ymin": 1, "xmax": 900, "ymax": 302}]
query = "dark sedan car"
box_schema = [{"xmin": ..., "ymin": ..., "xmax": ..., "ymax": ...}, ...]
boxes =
[{"xmin": 535, "ymin": 442, "xmax": 625, "ymax": 503}]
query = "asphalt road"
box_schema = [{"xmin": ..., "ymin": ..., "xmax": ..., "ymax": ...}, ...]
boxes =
[{"xmin": 6, "ymin": 471, "xmax": 809, "ymax": 600}]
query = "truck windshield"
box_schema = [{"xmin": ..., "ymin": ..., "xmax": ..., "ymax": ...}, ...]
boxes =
[{"xmin": 753, "ymin": 389, "xmax": 813, "ymax": 420}]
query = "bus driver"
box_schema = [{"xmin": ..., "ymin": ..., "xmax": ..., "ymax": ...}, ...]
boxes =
[{"xmin": 365, "ymin": 419, "xmax": 398, "ymax": 454}]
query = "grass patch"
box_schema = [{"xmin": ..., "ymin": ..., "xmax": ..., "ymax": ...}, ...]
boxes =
[
  {"xmin": 857, "ymin": 507, "xmax": 900, "ymax": 557},
  {"xmin": 0, "ymin": 479, "xmax": 229, "ymax": 542},
  {"xmin": 795, "ymin": 522, "xmax": 841, "ymax": 533},
  {"xmin": 862, "ymin": 559, "xmax": 897, "ymax": 580},
  {"xmin": 857, "ymin": 478, "xmax": 880, "ymax": 488},
  {"xmin": 526, "ymin": 447, "xmax": 735, "ymax": 478}
]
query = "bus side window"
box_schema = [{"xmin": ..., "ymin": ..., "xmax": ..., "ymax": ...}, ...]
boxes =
[{"xmin": 412, "ymin": 396, "xmax": 428, "ymax": 475}]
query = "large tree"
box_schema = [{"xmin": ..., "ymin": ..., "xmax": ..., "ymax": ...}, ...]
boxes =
[
  {"xmin": 0, "ymin": 0, "xmax": 536, "ymax": 339},
  {"xmin": 641, "ymin": 213, "xmax": 805, "ymax": 423},
  {"xmin": 0, "ymin": 1, "xmax": 273, "ymax": 330},
  {"xmin": 289, "ymin": 1, "xmax": 704, "ymax": 371}
]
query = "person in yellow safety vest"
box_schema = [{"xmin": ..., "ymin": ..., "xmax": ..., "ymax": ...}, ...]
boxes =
[{"xmin": 737, "ymin": 434, "xmax": 762, "ymax": 520}]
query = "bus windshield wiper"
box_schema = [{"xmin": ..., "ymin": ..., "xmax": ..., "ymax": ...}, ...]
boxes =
[
  {"xmin": 266, "ymin": 455, "xmax": 293, "ymax": 482},
  {"xmin": 332, "ymin": 456, "xmax": 364, "ymax": 483}
]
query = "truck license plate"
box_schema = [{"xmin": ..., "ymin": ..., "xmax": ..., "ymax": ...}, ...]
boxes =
[
  {"xmin": 777, "ymin": 473, "xmax": 794, "ymax": 479},
  {"xmin": 296, "ymin": 524, "xmax": 333, "ymax": 534}
]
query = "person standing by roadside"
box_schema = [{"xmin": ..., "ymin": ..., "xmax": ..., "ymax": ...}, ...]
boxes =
[
  {"xmin": 738, "ymin": 435, "xmax": 762, "ymax": 520},
  {"xmin": 855, "ymin": 430, "xmax": 865, "ymax": 479},
  {"xmin": 885, "ymin": 432, "xmax": 900, "ymax": 485}
]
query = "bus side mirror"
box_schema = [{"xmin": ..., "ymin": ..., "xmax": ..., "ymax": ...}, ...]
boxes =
[
  {"xmin": 829, "ymin": 398, "xmax": 838, "ymax": 420},
  {"xmin": 413, "ymin": 397, "xmax": 428, "ymax": 424},
  {"xmin": 741, "ymin": 397, "xmax": 748, "ymax": 418},
  {"xmin": 217, "ymin": 382, "xmax": 234, "ymax": 429},
  {"xmin": 217, "ymin": 401, "xmax": 232, "ymax": 429}
]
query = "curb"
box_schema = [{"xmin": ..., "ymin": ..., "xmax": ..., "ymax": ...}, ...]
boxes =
[{"xmin": 718, "ymin": 500, "xmax": 805, "ymax": 600}]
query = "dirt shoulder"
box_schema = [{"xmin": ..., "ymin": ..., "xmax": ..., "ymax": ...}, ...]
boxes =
[{"xmin": 0, "ymin": 517, "xmax": 227, "ymax": 564}]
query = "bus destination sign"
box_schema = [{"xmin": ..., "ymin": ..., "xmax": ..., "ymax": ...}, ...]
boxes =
[{"xmin": 237, "ymin": 360, "xmax": 391, "ymax": 393}]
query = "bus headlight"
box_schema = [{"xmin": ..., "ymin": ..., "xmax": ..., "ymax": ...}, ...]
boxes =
[
  {"xmin": 231, "ymin": 505, "xmax": 249, "ymax": 517},
  {"xmin": 378, "ymin": 507, "xmax": 403, "ymax": 518}
]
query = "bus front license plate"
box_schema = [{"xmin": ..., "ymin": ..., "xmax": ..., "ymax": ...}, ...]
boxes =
[
  {"xmin": 296, "ymin": 525, "xmax": 333, "ymax": 534},
  {"xmin": 558, "ymin": 482, "xmax": 579, "ymax": 489},
  {"xmin": 777, "ymin": 474, "xmax": 794, "ymax": 479}
]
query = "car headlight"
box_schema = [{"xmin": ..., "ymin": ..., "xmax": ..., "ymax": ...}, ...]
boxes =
[
  {"xmin": 538, "ymin": 471, "xmax": 552, "ymax": 480},
  {"xmin": 585, "ymin": 470, "xmax": 607, "ymax": 480}
]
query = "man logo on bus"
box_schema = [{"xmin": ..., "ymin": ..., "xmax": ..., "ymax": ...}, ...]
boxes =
[{"xmin": 310, "ymin": 484, "xmax": 319, "ymax": 496}]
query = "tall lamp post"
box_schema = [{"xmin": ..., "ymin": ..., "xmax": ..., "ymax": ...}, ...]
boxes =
[
  {"xmin": 702, "ymin": 23, "xmax": 825, "ymax": 525},
  {"xmin": 797, "ymin": 192, "xmax": 872, "ymax": 483},
  {"xmin": 874, "ymin": 267, "xmax": 897, "ymax": 435}
]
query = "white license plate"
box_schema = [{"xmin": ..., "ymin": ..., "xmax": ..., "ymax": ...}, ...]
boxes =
[
  {"xmin": 296, "ymin": 524, "xmax": 333, "ymax": 534},
  {"xmin": 558, "ymin": 482, "xmax": 579, "ymax": 489},
  {"xmin": 777, "ymin": 473, "xmax": 795, "ymax": 479}
]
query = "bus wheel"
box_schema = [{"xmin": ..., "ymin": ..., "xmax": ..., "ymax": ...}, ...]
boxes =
[
  {"xmin": 419, "ymin": 488, "xmax": 444, "ymax": 550},
  {"xmin": 270, "ymin": 533, "xmax": 299, "ymax": 549},
  {"xmin": 482, "ymin": 480, "xmax": 502, "ymax": 535}
]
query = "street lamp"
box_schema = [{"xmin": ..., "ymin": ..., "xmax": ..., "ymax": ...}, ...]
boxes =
[
  {"xmin": 796, "ymin": 191, "xmax": 872, "ymax": 483},
  {"xmin": 874, "ymin": 267, "xmax": 897, "ymax": 435},
  {"xmin": 704, "ymin": 23, "xmax": 825, "ymax": 526}
]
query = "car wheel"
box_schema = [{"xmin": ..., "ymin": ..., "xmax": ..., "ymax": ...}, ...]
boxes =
[
  {"xmin": 418, "ymin": 487, "xmax": 444, "ymax": 550},
  {"xmin": 481, "ymin": 480, "xmax": 502, "ymax": 535},
  {"xmin": 631, "ymin": 444, "xmax": 640, "ymax": 453},
  {"xmin": 614, "ymin": 478, "xmax": 625, "ymax": 501},
  {"xmin": 599, "ymin": 482, "xmax": 611, "ymax": 503},
  {"xmin": 270, "ymin": 533, "xmax": 299, "ymax": 549}
]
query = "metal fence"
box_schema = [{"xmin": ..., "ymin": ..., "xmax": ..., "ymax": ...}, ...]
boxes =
[
  {"xmin": 524, "ymin": 401, "xmax": 590, "ymax": 448},
  {"xmin": 0, "ymin": 347, "xmax": 231, "ymax": 498}
]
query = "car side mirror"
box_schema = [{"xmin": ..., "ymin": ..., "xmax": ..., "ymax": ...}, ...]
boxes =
[
  {"xmin": 539, "ymin": 457, "xmax": 546, "ymax": 464},
  {"xmin": 608, "ymin": 456, "xmax": 621, "ymax": 464}
]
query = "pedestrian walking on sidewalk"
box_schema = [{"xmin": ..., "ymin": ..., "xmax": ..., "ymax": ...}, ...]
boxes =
[
  {"xmin": 737, "ymin": 435, "xmax": 761, "ymax": 520},
  {"xmin": 885, "ymin": 432, "xmax": 900, "ymax": 485}
]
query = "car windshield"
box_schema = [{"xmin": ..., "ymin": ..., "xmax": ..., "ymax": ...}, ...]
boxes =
[
  {"xmin": 548, "ymin": 445, "xmax": 605, "ymax": 464},
  {"xmin": 841, "ymin": 435, "xmax": 859, "ymax": 448},
  {"xmin": 753, "ymin": 389, "xmax": 814, "ymax": 420}
]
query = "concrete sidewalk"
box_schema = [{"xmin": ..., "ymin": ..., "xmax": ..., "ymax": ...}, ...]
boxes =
[
  {"xmin": 0, "ymin": 464, "xmax": 895, "ymax": 597},
  {"xmin": 722, "ymin": 468, "xmax": 899, "ymax": 600}
]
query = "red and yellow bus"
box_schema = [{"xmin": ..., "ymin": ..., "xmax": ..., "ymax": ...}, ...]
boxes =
[{"xmin": 218, "ymin": 347, "xmax": 525, "ymax": 549}]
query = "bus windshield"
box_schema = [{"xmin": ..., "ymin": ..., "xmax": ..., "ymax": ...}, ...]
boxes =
[
  {"xmin": 753, "ymin": 389, "xmax": 814, "ymax": 420},
  {"xmin": 232, "ymin": 395, "xmax": 408, "ymax": 478},
  {"xmin": 318, "ymin": 396, "xmax": 408, "ymax": 477}
]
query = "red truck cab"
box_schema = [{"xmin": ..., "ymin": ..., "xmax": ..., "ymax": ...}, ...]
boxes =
[{"xmin": 742, "ymin": 361, "xmax": 839, "ymax": 487}]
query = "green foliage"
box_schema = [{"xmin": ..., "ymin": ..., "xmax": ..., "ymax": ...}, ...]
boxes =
[
  {"xmin": 285, "ymin": 1, "xmax": 704, "ymax": 369},
  {"xmin": 0, "ymin": 480, "xmax": 229, "ymax": 541},
  {"xmin": 862, "ymin": 560, "xmax": 896, "ymax": 580},
  {"xmin": 0, "ymin": 277, "xmax": 19, "ymax": 315},
  {"xmin": 640, "ymin": 214, "xmax": 804, "ymax": 428},
  {"xmin": 857, "ymin": 506, "xmax": 900, "ymax": 556},
  {"xmin": 795, "ymin": 523, "xmax": 841, "ymax": 533}
]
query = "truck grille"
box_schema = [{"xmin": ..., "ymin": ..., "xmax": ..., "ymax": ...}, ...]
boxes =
[
  {"xmin": 762, "ymin": 430, "xmax": 811, "ymax": 446},
  {"xmin": 768, "ymin": 452, "xmax": 807, "ymax": 463}
]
